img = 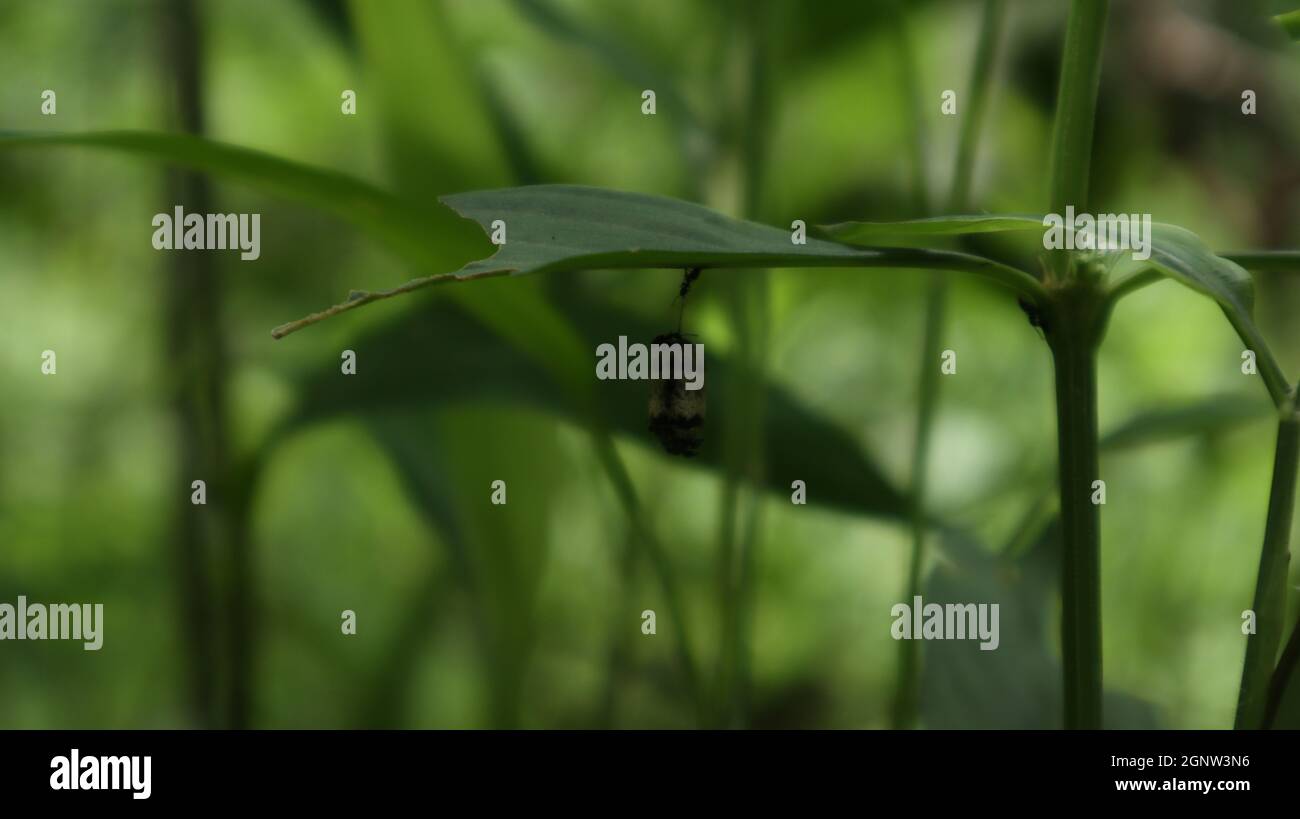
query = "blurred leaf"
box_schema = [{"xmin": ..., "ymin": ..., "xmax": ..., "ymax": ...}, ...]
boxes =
[
  {"xmin": 1143, "ymin": 224, "xmax": 1290, "ymax": 407},
  {"xmin": 965, "ymin": 390, "xmax": 1276, "ymax": 538},
  {"xmin": 921, "ymin": 524, "xmax": 1159, "ymax": 728},
  {"xmin": 0, "ymin": 132, "xmax": 1044, "ymax": 340},
  {"xmin": 509, "ymin": 0, "xmax": 699, "ymax": 134},
  {"xmin": 366, "ymin": 410, "xmax": 538, "ymax": 727},
  {"xmin": 822, "ymin": 214, "xmax": 1042, "ymax": 243},
  {"xmin": 777, "ymin": 0, "xmax": 940, "ymax": 74},
  {"xmin": 449, "ymin": 276, "xmax": 598, "ymax": 413},
  {"xmin": 348, "ymin": 0, "xmax": 514, "ymax": 192},
  {"xmin": 283, "ymin": 292, "xmax": 911, "ymax": 522},
  {"xmin": 0, "ymin": 130, "xmax": 596, "ymax": 402},
  {"xmin": 1275, "ymin": 10, "xmax": 1300, "ymax": 40},
  {"xmin": 0, "ymin": 129, "xmax": 465, "ymax": 267},
  {"xmin": 1100, "ymin": 393, "xmax": 1270, "ymax": 451}
]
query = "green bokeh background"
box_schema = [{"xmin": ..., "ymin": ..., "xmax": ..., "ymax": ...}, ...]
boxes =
[{"xmin": 1, "ymin": 0, "xmax": 1299, "ymax": 728}]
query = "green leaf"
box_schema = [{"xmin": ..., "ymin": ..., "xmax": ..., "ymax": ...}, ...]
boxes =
[
  {"xmin": 1276, "ymin": 10, "xmax": 1300, "ymax": 40},
  {"xmin": 822, "ymin": 214, "xmax": 1042, "ymax": 243},
  {"xmin": 1146, "ymin": 223, "xmax": 1254, "ymax": 315},
  {"xmin": 509, "ymin": 0, "xmax": 700, "ymax": 135},
  {"xmin": 370, "ymin": 408, "xmax": 558, "ymax": 726},
  {"xmin": 921, "ymin": 525, "xmax": 1159, "ymax": 728},
  {"xmin": 0, "ymin": 129, "xmax": 465, "ymax": 267},
  {"xmin": 0, "ymin": 131, "xmax": 595, "ymax": 397},
  {"xmin": 1100, "ymin": 393, "xmax": 1269, "ymax": 451},
  {"xmin": 272, "ymin": 185, "xmax": 1047, "ymax": 338},
  {"xmin": 283, "ymin": 291, "xmax": 911, "ymax": 523},
  {"xmin": 359, "ymin": 417, "xmax": 476, "ymax": 727},
  {"xmin": 1141, "ymin": 224, "xmax": 1290, "ymax": 407},
  {"xmin": 347, "ymin": 0, "xmax": 518, "ymax": 191},
  {"xmin": 442, "ymin": 185, "xmax": 1045, "ymax": 289}
]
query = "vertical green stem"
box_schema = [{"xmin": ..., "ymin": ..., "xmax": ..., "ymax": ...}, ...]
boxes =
[
  {"xmin": 160, "ymin": 0, "xmax": 240, "ymax": 728},
  {"xmin": 950, "ymin": 0, "xmax": 1006, "ymax": 215},
  {"xmin": 1047, "ymin": 0, "xmax": 1110, "ymax": 216},
  {"xmin": 1047, "ymin": 287, "xmax": 1106, "ymax": 729},
  {"xmin": 889, "ymin": 1, "xmax": 930, "ymax": 216},
  {"xmin": 886, "ymin": 0, "xmax": 930, "ymax": 731},
  {"xmin": 892, "ymin": 276, "xmax": 946, "ymax": 729},
  {"xmin": 713, "ymin": 0, "xmax": 771, "ymax": 728},
  {"xmin": 890, "ymin": 0, "xmax": 1006, "ymax": 730},
  {"xmin": 1046, "ymin": 0, "xmax": 1110, "ymax": 281},
  {"xmin": 1044, "ymin": 0, "xmax": 1110, "ymax": 729},
  {"xmin": 1236, "ymin": 412, "xmax": 1300, "ymax": 729}
]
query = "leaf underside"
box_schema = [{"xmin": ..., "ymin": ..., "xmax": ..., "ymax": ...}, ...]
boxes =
[
  {"xmin": 438, "ymin": 185, "xmax": 1043, "ymax": 297},
  {"xmin": 821, "ymin": 213, "xmax": 1043, "ymax": 243}
]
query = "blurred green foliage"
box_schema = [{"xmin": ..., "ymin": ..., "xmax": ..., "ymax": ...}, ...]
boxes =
[{"xmin": 2, "ymin": 0, "xmax": 1300, "ymax": 729}]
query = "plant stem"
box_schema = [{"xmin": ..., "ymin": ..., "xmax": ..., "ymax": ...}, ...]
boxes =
[
  {"xmin": 1221, "ymin": 251, "xmax": 1300, "ymax": 274},
  {"xmin": 1236, "ymin": 411, "xmax": 1300, "ymax": 729},
  {"xmin": 1043, "ymin": 0, "xmax": 1110, "ymax": 730},
  {"xmin": 890, "ymin": 0, "xmax": 1006, "ymax": 730},
  {"xmin": 1046, "ymin": 0, "xmax": 1110, "ymax": 281},
  {"xmin": 160, "ymin": 0, "xmax": 238, "ymax": 729},
  {"xmin": 892, "ymin": 275, "xmax": 946, "ymax": 729},
  {"xmin": 889, "ymin": 0, "xmax": 929, "ymax": 215},
  {"xmin": 886, "ymin": 0, "xmax": 931, "ymax": 731},
  {"xmin": 1047, "ymin": 0, "xmax": 1109, "ymax": 214},
  {"xmin": 592, "ymin": 432, "xmax": 705, "ymax": 724},
  {"xmin": 950, "ymin": 0, "xmax": 1006, "ymax": 215},
  {"xmin": 713, "ymin": 0, "xmax": 771, "ymax": 728},
  {"xmin": 1046, "ymin": 284, "xmax": 1107, "ymax": 729}
]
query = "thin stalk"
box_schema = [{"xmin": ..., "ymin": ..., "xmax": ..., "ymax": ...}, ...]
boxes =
[
  {"xmin": 598, "ymin": 523, "xmax": 639, "ymax": 728},
  {"xmin": 160, "ymin": 0, "xmax": 233, "ymax": 729},
  {"xmin": 892, "ymin": 278, "xmax": 946, "ymax": 729},
  {"xmin": 713, "ymin": 0, "xmax": 771, "ymax": 729},
  {"xmin": 1222, "ymin": 251, "xmax": 1300, "ymax": 273},
  {"xmin": 715, "ymin": 276, "xmax": 769, "ymax": 728},
  {"xmin": 1044, "ymin": 0, "xmax": 1110, "ymax": 730},
  {"xmin": 886, "ymin": 0, "xmax": 930, "ymax": 731},
  {"xmin": 1236, "ymin": 411, "xmax": 1300, "ymax": 729},
  {"xmin": 592, "ymin": 432, "xmax": 705, "ymax": 724},
  {"xmin": 949, "ymin": 0, "xmax": 1006, "ymax": 215},
  {"xmin": 890, "ymin": 0, "xmax": 1006, "ymax": 730},
  {"xmin": 889, "ymin": 0, "xmax": 930, "ymax": 216},
  {"xmin": 1046, "ymin": 285, "xmax": 1107, "ymax": 729},
  {"xmin": 1046, "ymin": 0, "xmax": 1110, "ymax": 282}
]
